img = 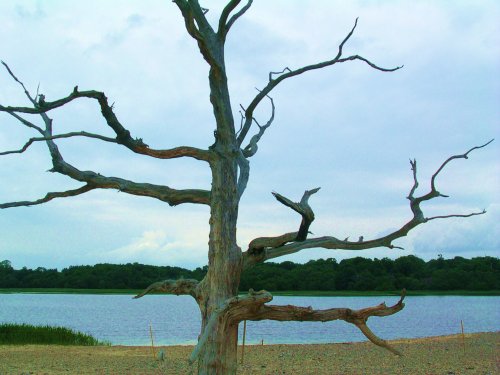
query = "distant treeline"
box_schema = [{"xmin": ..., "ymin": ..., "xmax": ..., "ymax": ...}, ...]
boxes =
[{"xmin": 0, "ymin": 255, "xmax": 498, "ymax": 291}]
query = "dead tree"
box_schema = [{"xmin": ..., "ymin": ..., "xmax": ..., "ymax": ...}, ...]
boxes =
[{"xmin": 0, "ymin": 1, "xmax": 491, "ymax": 374}]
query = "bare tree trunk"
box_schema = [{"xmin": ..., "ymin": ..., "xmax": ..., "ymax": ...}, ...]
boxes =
[
  {"xmin": 1, "ymin": 3, "xmax": 491, "ymax": 374},
  {"xmin": 197, "ymin": 317, "xmax": 239, "ymax": 374},
  {"xmin": 196, "ymin": 61, "xmax": 242, "ymax": 372},
  {"xmin": 197, "ymin": 156, "xmax": 241, "ymax": 374}
]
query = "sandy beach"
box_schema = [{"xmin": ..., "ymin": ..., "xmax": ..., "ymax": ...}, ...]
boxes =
[{"xmin": 0, "ymin": 332, "xmax": 498, "ymax": 374}]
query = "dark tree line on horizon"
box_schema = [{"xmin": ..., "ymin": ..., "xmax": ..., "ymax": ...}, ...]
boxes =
[{"xmin": 1, "ymin": 255, "xmax": 498, "ymax": 291}]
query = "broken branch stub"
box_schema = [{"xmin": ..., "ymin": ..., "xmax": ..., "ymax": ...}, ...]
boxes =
[
  {"xmin": 133, "ymin": 279, "xmax": 200, "ymax": 300},
  {"xmin": 272, "ymin": 187, "xmax": 320, "ymax": 241}
]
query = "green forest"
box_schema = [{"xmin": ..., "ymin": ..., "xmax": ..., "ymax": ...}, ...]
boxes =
[{"xmin": 0, "ymin": 255, "xmax": 498, "ymax": 292}]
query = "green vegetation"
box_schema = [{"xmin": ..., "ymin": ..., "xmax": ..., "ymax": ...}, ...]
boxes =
[
  {"xmin": 0, "ymin": 255, "xmax": 498, "ymax": 293},
  {"xmin": 240, "ymin": 256, "xmax": 500, "ymax": 292},
  {"xmin": 270, "ymin": 290, "xmax": 500, "ymax": 296},
  {"xmin": 0, "ymin": 323, "xmax": 108, "ymax": 345},
  {"xmin": 0, "ymin": 288, "xmax": 497, "ymax": 296}
]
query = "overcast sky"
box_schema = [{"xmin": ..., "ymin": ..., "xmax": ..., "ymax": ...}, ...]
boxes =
[{"xmin": 0, "ymin": 0, "xmax": 498, "ymax": 270}]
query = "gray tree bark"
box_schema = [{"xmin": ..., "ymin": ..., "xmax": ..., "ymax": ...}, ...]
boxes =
[{"xmin": 0, "ymin": 1, "xmax": 491, "ymax": 374}]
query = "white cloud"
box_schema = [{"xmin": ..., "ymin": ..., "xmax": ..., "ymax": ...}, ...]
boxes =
[{"xmin": 409, "ymin": 203, "xmax": 500, "ymax": 257}]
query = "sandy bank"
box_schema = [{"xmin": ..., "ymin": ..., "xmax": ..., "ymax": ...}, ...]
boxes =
[{"xmin": 0, "ymin": 332, "xmax": 498, "ymax": 374}]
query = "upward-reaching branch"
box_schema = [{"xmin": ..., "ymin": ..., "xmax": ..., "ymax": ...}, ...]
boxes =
[
  {"xmin": 218, "ymin": 0, "xmax": 253, "ymax": 40},
  {"xmin": 241, "ymin": 93, "xmax": 275, "ymax": 158},
  {"xmin": 173, "ymin": 0, "xmax": 222, "ymax": 71},
  {"xmin": 430, "ymin": 140, "xmax": 493, "ymax": 193},
  {"xmin": 237, "ymin": 18, "xmax": 402, "ymax": 146},
  {"xmin": 218, "ymin": 0, "xmax": 242, "ymax": 34},
  {"xmin": 245, "ymin": 188, "xmax": 319, "ymax": 267}
]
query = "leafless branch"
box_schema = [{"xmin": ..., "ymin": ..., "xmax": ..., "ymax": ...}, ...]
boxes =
[
  {"xmin": 0, "ymin": 131, "xmax": 118, "ymax": 156},
  {"xmin": 173, "ymin": 0, "xmax": 222, "ymax": 70},
  {"xmin": 1, "ymin": 60, "xmax": 37, "ymax": 104},
  {"xmin": 1, "ymin": 157, "xmax": 211, "ymax": 207},
  {"xmin": 243, "ymin": 142, "xmax": 490, "ymax": 267},
  {"xmin": 173, "ymin": 0, "xmax": 204, "ymax": 41},
  {"xmin": 133, "ymin": 279, "xmax": 199, "ymax": 299},
  {"xmin": 218, "ymin": 0, "xmax": 241, "ymax": 36},
  {"xmin": 1, "ymin": 109, "xmax": 44, "ymax": 134},
  {"xmin": 272, "ymin": 187, "xmax": 320, "ymax": 240},
  {"xmin": 242, "ymin": 93, "xmax": 275, "ymax": 158},
  {"xmin": 0, "ymin": 62, "xmax": 211, "ymax": 162},
  {"xmin": 48, "ymin": 157, "xmax": 210, "ymax": 206},
  {"xmin": 336, "ymin": 18, "xmax": 358, "ymax": 59},
  {"xmin": 236, "ymin": 150, "xmax": 250, "ymax": 197},
  {"xmin": 430, "ymin": 139, "xmax": 494, "ymax": 192},
  {"xmin": 190, "ymin": 288, "xmax": 405, "ymax": 362},
  {"xmin": 0, "ymin": 62, "xmax": 211, "ymax": 212},
  {"xmin": 269, "ymin": 67, "xmax": 291, "ymax": 82},
  {"xmin": 223, "ymin": 0, "xmax": 253, "ymax": 36},
  {"xmin": 0, "ymin": 184, "xmax": 96, "ymax": 209},
  {"xmin": 426, "ymin": 211, "xmax": 486, "ymax": 222},
  {"xmin": 237, "ymin": 18, "xmax": 402, "ymax": 146},
  {"xmin": 186, "ymin": 0, "xmax": 214, "ymax": 34},
  {"xmin": 244, "ymin": 188, "xmax": 319, "ymax": 268},
  {"xmin": 235, "ymin": 108, "xmax": 245, "ymax": 137},
  {"xmin": 246, "ymin": 290, "xmax": 406, "ymax": 356}
]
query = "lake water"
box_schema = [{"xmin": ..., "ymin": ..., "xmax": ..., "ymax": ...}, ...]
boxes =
[{"xmin": 0, "ymin": 294, "xmax": 498, "ymax": 346}]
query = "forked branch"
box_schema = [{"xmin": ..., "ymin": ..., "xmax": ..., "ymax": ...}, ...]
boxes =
[
  {"xmin": 272, "ymin": 187, "xmax": 319, "ymax": 240},
  {"xmin": 0, "ymin": 62, "xmax": 211, "ymax": 162},
  {"xmin": 243, "ymin": 141, "xmax": 491, "ymax": 267},
  {"xmin": 219, "ymin": 0, "xmax": 253, "ymax": 38},
  {"xmin": 242, "ymin": 93, "xmax": 275, "ymax": 158},
  {"xmin": 173, "ymin": 0, "xmax": 223, "ymax": 71}
]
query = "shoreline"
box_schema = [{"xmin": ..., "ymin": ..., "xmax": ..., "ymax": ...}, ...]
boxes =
[
  {"xmin": 1, "ymin": 332, "xmax": 498, "ymax": 374},
  {"xmin": 108, "ymin": 332, "xmax": 498, "ymax": 349},
  {"xmin": 1, "ymin": 288, "xmax": 499, "ymax": 296}
]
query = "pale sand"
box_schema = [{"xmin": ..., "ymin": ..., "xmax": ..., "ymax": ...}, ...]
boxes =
[{"xmin": 0, "ymin": 332, "xmax": 498, "ymax": 374}]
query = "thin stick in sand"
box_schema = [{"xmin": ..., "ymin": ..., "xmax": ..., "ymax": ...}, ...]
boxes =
[
  {"xmin": 461, "ymin": 320, "xmax": 466, "ymax": 356},
  {"xmin": 149, "ymin": 323, "xmax": 156, "ymax": 360},
  {"xmin": 241, "ymin": 320, "xmax": 247, "ymax": 364}
]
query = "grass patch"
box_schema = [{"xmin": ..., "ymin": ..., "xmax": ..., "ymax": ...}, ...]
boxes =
[
  {"xmin": 0, "ymin": 323, "xmax": 109, "ymax": 346},
  {"xmin": 0, "ymin": 288, "xmax": 142, "ymax": 295}
]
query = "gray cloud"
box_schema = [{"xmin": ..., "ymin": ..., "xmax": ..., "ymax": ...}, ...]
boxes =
[{"xmin": 0, "ymin": 1, "xmax": 498, "ymax": 269}]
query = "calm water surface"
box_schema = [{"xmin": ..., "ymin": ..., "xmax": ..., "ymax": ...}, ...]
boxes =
[{"xmin": 0, "ymin": 294, "xmax": 498, "ymax": 345}]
